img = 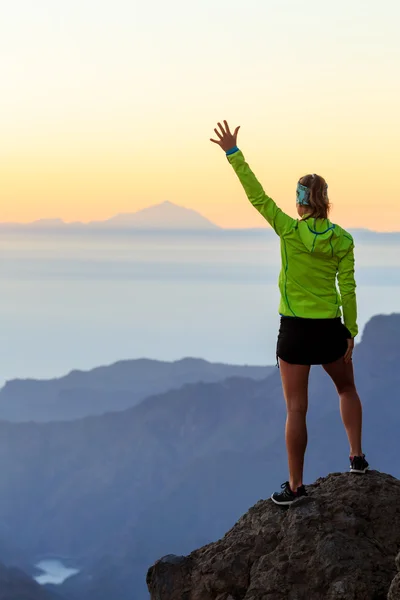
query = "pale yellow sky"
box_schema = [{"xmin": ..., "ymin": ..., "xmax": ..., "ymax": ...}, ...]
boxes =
[{"xmin": 1, "ymin": 0, "xmax": 399, "ymax": 229}]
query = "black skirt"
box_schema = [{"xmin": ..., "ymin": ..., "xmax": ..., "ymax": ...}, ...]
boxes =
[{"xmin": 276, "ymin": 316, "xmax": 351, "ymax": 366}]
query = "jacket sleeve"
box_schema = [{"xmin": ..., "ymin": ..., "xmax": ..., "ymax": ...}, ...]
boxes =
[
  {"xmin": 337, "ymin": 244, "xmax": 358, "ymax": 338},
  {"xmin": 227, "ymin": 149, "xmax": 296, "ymax": 236}
]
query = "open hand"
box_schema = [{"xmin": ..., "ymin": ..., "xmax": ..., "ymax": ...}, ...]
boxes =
[
  {"xmin": 344, "ymin": 338, "xmax": 354, "ymax": 363},
  {"xmin": 210, "ymin": 120, "xmax": 240, "ymax": 152}
]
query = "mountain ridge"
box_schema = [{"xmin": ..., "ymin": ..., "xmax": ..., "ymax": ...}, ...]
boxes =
[
  {"xmin": 0, "ymin": 201, "xmax": 219, "ymax": 231},
  {"xmin": 0, "ymin": 357, "xmax": 272, "ymax": 422},
  {"xmin": 0, "ymin": 313, "xmax": 398, "ymax": 600}
]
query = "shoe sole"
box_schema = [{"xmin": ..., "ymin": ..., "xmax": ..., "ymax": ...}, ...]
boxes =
[
  {"xmin": 271, "ymin": 495, "xmax": 295, "ymax": 505},
  {"xmin": 271, "ymin": 494, "xmax": 308, "ymax": 505},
  {"xmin": 350, "ymin": 466, "xmax": 369, "ymax": 474}
]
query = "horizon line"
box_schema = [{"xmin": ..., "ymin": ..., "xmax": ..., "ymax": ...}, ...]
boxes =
[
  {"xmin": 0, "ymin": 202, "xmax": 399, "ymax": 234},
  {"xmin": 0, "ymin": 220, "xmax": 399, "ymax": 235}
]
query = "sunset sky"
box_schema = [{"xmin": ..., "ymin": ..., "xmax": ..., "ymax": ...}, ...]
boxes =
[{"xmin": 1, "ymin": 0, "xmax": 399, "ymax": 229}]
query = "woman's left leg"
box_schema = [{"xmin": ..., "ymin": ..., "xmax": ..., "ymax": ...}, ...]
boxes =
[{"xmin": 279, "ymin": 358, "xmax": 311, "ymax": 491}]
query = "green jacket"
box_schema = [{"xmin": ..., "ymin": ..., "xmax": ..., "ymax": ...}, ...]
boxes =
[{"xmin": 227, "ymin": 150, "xmax": 358, "ymax": 337}]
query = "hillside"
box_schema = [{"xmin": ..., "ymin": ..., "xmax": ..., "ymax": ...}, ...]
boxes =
[
  {"xmin": 0, "ymin": 357, "xmax": 271, "ymax": 422},
  {"xmin": 0, "ymin": 314, "xmax": 398, "ymax": 600},
  {"xmin": 0, "ymin": 562, "xmax": 61, "ymax": 600}
]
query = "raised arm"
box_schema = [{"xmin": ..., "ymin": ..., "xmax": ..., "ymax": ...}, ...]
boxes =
[
  {"xmin": 210, "ymin": 120, "xmax": 296, "ymax": 237},
  {"xmin": 337, "ymin": 243, "xmax": 358, "ymax": 338}
]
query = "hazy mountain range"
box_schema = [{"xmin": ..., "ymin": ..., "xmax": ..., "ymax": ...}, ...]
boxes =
[
  {"xmin": 0, "ymin": 201, "xmax": 399, "ymax": 239},
  {"xmin": 0, "ymin": 358, "xmax": 272, "ymax": 422},
  {"xmin": 0, "ymin": 313, "xmax": 399, "ymax": 600},
  {"xmin": 0, "ymin": 201, "xmax": 218, "ymax": 231}
]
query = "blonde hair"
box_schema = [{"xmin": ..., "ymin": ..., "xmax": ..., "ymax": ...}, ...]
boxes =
[{"xmin": 299, "ymin": 173, "xmax": 330, "ymax": 219}]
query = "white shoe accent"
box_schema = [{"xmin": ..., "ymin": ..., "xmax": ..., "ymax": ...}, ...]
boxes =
[
  {"xmin": 271, "ymin": 494, "xmax": 295, "ymax": 505},
  {"xmin": 350, "ymin": 465, "xmax": 369, "ymax": 474}
]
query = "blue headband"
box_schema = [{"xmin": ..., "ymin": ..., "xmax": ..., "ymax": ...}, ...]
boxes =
[{"xmin": 296, "ymin": 183, "xmax": 310, "ymax": 206}]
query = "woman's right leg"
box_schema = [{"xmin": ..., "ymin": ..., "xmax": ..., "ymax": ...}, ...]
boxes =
[{"xmin": 322, "ymin": 357, "xmax": 363, "ymax": 457}]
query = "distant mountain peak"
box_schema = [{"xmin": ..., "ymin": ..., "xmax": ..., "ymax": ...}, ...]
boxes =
[
  {"xmin": 0, "ymin": 202, "xmax": 219, "ymax": 231},
  {"xmin": 32, "ymin": 218, "xmax": 65, "ymax": 225},
  {"xmin": 101, "ymin": 202, "xmax": 219, "ymax": 230}
]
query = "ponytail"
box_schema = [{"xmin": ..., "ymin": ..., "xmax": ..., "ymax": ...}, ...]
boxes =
[{"xmin": 299, "ymin": 173, "xmax": 330, "ymax": 219}]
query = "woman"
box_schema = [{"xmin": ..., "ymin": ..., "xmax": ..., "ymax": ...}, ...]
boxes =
[{"xmin": 210, "ymin": 121, "xmax": 368, "ymax": 506}]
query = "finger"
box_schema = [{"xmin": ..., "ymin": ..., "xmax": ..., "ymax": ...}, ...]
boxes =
[
  {"xmin": 234, "ymin": 125, "xmax": 241, "ymax": 139},
  {"xmin": 210, "ymin": 138, "xmax": 222, "ymax": 144},
  {"xmin": 214, "ymin": 128, "xmax": 223, "ymax": 139},
  {"xmin": 224, "ymin": 120, "xmax": 231, "ymax": 135},
  {"xmin": 217, "ymin": 122, "xmax": 226, "ymax": 136}
]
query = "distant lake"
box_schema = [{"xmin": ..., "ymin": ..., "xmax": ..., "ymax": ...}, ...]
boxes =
[
  {"xmin": 34, "ymin": 559, "xmax": 79, "ymax": 585},
  {"xmin": 0, "ymin": 229, "xmax": 399, "ymax": 381}
]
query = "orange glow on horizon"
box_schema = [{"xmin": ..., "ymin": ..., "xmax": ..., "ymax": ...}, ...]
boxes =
[{"xmin": 1, "ymin": 1, "xmax": 399, "ymax": 232}]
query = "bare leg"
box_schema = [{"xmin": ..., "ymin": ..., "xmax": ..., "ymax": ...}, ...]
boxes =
[
  {"xmin": 279, "ymin": 359, "xmax": 311, "ymax": 491},
  {"xmin": 323, "ymin": 357, "xmax": 363, "ymax": 456}
]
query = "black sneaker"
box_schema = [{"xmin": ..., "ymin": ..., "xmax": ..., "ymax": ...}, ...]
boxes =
[
  {"xmin": 350, "ymin": 455, "xmax": 369, "ymax": 474},
  {"xmin": 271, "ymin": 481, "xmax": 307, "ymax": 505}
]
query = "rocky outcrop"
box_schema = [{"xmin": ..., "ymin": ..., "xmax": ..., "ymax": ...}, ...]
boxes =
[
  {"xmin": 147, "ymin": 471, "xmax": 400, "ymax": 600},
  {"xmin": 388, "ymin": 551, "xmax": 400, "ymax": 600}
]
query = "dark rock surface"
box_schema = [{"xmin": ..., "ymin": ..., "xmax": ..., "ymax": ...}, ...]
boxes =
[
  {"xmin": 147, "ymin": 471, "xmax": 400, "ymax": 600},
  {"xmin": 388, "ymin": 551, "xmax": 400, "ymax": 600}
]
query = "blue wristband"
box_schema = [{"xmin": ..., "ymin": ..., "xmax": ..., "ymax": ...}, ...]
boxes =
[{"xmin": 226, "ymin": 146, "xmax": 239, "ymax": 156}]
